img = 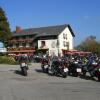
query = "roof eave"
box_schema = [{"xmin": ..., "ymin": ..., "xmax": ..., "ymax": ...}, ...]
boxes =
[{"xmin": 67, "ymin": 25, "xmax": 75, "ymax": 37}]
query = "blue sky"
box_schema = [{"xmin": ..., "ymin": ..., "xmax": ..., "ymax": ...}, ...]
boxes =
[{"xmin": 0, "ymin": 0, "xmax": 100, "ymax": 47}]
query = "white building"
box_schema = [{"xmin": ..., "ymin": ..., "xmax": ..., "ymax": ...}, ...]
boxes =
[
  {"xmin": 37, "ymin": 24, "xmax": 75, "ymax": 56},
  {"xmin": 9, "ymin": 24, "xmax": 75, "ymax": 56}
]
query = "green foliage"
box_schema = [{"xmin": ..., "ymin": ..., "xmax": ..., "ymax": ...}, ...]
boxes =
[
  {"xmin": 0, "ymin": 7, "xmax": 12, "ymax": 47},
  {"xmin": 0, "ymin": 56, "xmax": 18, "ymax": 65},
  {"xmin": 76, "ymin": 35, "xmax": 100, "ymax": 56}
]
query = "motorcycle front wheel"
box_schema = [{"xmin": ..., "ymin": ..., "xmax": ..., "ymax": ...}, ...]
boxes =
[
  {"xmin": 73, "ymin": 72, "xmax": 79, "ymax": 77},
  {"xmin": 82, "ymin": 70, "xmax": 86, "ymax": 76},
  {"xmin": 62, "ymin": 72, "xmax": 67, "ymax": 78},
  {"xmin": 45, "ymin": 68, "xmax": 49, "ymax": 73},
  {"xmin": 97, "ymin": 75, "xmax": 100, "ymax": 82},
  {"xmin": 23, "ymin": 67, "xmax": 27, "ymax": 76}
]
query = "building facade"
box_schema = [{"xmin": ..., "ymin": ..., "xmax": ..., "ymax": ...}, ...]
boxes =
[{"xmin": 8, "ymin": 24, "xmax": 75, "ymax": 56}]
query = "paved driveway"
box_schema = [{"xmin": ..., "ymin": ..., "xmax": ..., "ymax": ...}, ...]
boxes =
[{"xmin": 0, "ymin": 63, "xmax": 99, "ymax": 100}]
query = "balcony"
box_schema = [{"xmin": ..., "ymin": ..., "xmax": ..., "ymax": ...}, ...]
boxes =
[
  {"xmin": 7, "ymin": 47, "xmax": 35, "ymax": 53},
  {"xmin": 10, "ymin": 38, "xmax": 33, "ymax": 43}
]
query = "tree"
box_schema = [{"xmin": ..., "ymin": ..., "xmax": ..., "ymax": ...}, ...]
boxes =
[
  {"xmin": 0, "ymin": 7, "xmax": 12, "ymax": 47},
  {"xmin": 76, "ymin": 35, "xmax": 100, "ymax": 56}
]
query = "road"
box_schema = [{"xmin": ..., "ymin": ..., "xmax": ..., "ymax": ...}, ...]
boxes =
[{"xmin": 0, "ymin": 63, "xmax": 99, "ymax": 100}]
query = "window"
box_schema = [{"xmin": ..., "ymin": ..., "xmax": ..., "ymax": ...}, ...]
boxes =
[
  {"xmin": 29, "ymin": 43, "xmax": 33, "ymax": 46},
  {"xmin": 63, "ymin": 41, "xmax": 69, "ymax": 47},
  {"xmin": 15, "ymin": 37, "xmax": 19, "ymax": 40},
  {"xmin": 40, "ymin": 41, "xmax": 46, "ymax": 48},
  {"xmin": 22, "ymin": 36, "xmax": 26, "ymax": 39},
  {"xmin": 63, "ymin": 41, "xmax": 66, "ymax": 47},
  {"xmin": 22, "ymin": 43, "xmax": 26, "ymax": 47},
  {"xmin": 29, "ymin": 35, "xmax": 33, "ymax": 38},
  {"xmin": 63, "ymin": 33, "xmax": 66, "ymax": 39},
  {"xmin": 66, "ymin": 42, "xmax": 69, "ymax": 46},
  {"xmin": 63, "ymin": 33, "xmax": 67, "ymax": 40},
  {"xmin": 51, "ymin": 41, "xmax": 56, "ymax": 48},
  {"xmin": 65, "ymin": 34, "xmax": 67, "ymax": 39},
  {"xmin": 16, "ymin": 43, "xmax": 19, "ymax": 47}
]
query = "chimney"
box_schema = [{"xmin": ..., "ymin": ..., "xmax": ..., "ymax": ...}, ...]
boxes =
[{"xmin": 16, "ymin": 26, "xmax": 21, "ymax": 33}]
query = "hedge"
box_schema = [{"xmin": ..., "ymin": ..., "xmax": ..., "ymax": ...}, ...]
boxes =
[{"xmin": 0, "ymin": 56, "xmax": 18, "ymax": 65}]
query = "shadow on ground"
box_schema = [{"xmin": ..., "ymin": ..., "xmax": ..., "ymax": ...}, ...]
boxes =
[
  {"xmin": 14, "ymin": 70, "xmax": 23, "ymax": 76},
  {"xmin": 35, "ymin": 69, "xmax": 44, "ymax": 73},
  {"xmin": 79, "ymin": 75, "xmax": 98, "ymax": 82},
  {"xmin": 35, "ymin": 68, "xmax": 65, "ymax": 78}
]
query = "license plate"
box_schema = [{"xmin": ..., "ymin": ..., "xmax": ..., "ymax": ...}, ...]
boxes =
[
  {"xmin": 77, "ymin": 68, "xmax": 81, "ymax": 72},
  {"xmin": 21, "ymin": 63, "xmax": 26, "ymax": 67},
  {"xmin": 64, "ymin": 68, "xmax": 68, "ymax": 72},
  {"xmin": 44, "ymin": 65, "xmax": 48, "ymax": 68}
]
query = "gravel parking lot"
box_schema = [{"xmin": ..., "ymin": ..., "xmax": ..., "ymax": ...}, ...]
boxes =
[{"xmin": 0, "ymin": 63, "xmax": 100, "ymax": 100}]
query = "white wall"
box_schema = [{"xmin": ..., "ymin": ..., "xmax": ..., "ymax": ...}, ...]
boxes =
[
  {"xmin": 58, "ymin": 27, "xmax": 74, "ymax": 55},
  {"xmin": 38, "ymin": 39, "xmax": 58, "ymax": 56}
]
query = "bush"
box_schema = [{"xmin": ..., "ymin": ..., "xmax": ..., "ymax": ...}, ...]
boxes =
[{"xmin": 0, "ymin": 56, "xmax": 18, "ymax": 65}]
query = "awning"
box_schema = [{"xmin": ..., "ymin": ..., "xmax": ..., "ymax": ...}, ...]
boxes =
[{"xmin": 7, "ymin": 50, "xmax": 35, "ymax": 53}]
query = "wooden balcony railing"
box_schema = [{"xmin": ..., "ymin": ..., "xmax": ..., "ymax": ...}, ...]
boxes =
[
  {"xmin": 7, "ymin": 47, "xmax": 35, "ymax": 51},
  {"xmin": 10, "ymin": 38, "xmax": 33, "ymax": 43}
]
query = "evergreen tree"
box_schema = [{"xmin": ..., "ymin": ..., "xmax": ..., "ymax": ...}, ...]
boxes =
[{"xmin": 0, "ymin": 7, "xmax": 12, "ymax": 47}]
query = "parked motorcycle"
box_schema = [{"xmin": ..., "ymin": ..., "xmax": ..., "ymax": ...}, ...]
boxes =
[
  {"xmin": 92, "ymin": 64, "xmax": 100, "ymax": 81},
  {"xmin": 20, "ymin": 62, "xmax": 28, "ymax": 76},
  {"xmin": 81, "ymin": 59, "xmax": 100, "ymax": 81},
  {"xmin": 41, "ymin": 58, "xmax": 50, "ymax": 73},
  {"xmin": 87, "ymin": 61, "xmax": 100, "ymax": 81},
  {"xmin": 51, "ymin": 60, "xmax": 68, "ymax": 78},
  {"xmin": 19, "ymin": 55, "xmax": 29, "ymax": 76},
  {"xmin": 68, "ymin": 61, "xmax": 82, "ymax": 77},
  {"xmin": 82, "ymin": 60, "xmax": 97, "ymax": 75}
]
